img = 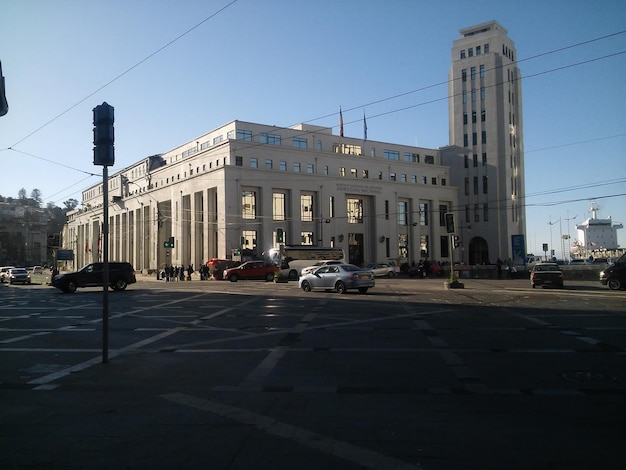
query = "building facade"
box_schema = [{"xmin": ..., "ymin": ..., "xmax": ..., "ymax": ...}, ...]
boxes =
[
  {"xmin": 445, "ymin": 21, "xmax": 526, "ymax": 264},
  {"xmin": 64, "ymin": 121, "xmax": 460, "ymax": 273},
  {"xmin": 62, "ymin": 21, "xmax": 526, "ymax": 272}
]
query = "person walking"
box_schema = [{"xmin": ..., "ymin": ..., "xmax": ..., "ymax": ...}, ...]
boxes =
[{"xmin": 496, "ymin": 258, "xmax": 503, "ymax": 279}]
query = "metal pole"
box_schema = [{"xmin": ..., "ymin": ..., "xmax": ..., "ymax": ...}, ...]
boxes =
[{"xmin": 102, "ymin": 166, "xmax": 109, "ymax": 363}]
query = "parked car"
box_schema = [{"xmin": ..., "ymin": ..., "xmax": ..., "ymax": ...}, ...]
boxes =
[
  {"xmin": 299, "ymin": 264, "xmax": 375, "ymax": 294},
  {"xmin": 599, "ymin": 253, "xmax": 626, "ymax": 290},
  {"xmin": 51, "ymin": 262, "xmax": 136, "ymax": 293},
  {"xmin": 0, "ymin": 266, "xmax": 16, "ymax": 283},
  {"xmin": 365, "ymin": 263, "xmax": 396, "ymax": 278},
  {"xmin": 8, "ymin": 268, "xmax": 31, "ymax": 285},
  {"xmin": 300, "ymin": 260, "xmax": 343, "ymax": 276},
  {"xmin": 530, "ymin": 262, "xmax": 564, "ymax": 289},
  {"xmin": 223, "ymin": 260, "xmax": 278, "ymax": 282}
]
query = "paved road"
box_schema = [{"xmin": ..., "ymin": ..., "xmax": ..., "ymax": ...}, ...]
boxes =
[{"xmin": 1, "ymin": 277, "xmax": 625, "ymax": 469}]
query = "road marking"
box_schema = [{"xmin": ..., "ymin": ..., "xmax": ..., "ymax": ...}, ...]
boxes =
[{"xmin": 161, "ymin": 392, "xmax": 420, "ymax": 470}]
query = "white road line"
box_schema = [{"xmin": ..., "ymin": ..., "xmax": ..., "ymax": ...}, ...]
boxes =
[{"xmin": 161, "ymin": 392, "xmax": 420, "ymax": 470}]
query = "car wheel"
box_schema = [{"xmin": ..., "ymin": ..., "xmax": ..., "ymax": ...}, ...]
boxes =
[
  {"xmin": 112, "ymin": 279, "xmax": 128, "ymax": 291},
  {"xmin": 288, "ymin": 270, "xmax": 299, "ymax": 281},
  {"xmin": 607, "ymin": 278, "xmax": 622, "ymax": 290},
  {"xmin": 358, "ymin": 287, "xmax": 369, "ymax": 293},
  {"xmin": 335, "ymin": 281, "xmax": 347, "ymax": 294},
  {"xmin": 66, "ymin": 281, "xmax": 77, "ymax": 293},
  {"xmin": 265, "ymin": 272, "xmax": 275, "ymax": 282},
  {"xmin": 301, "ymin": 280, "xmax": 312, "ymax": 292},
  {"xmin": 387, "ymin": 271, "xmax": 395, "ymax": 278},
  {"xmin": 229, "ymin": 274, "xmax": 238, "ymax": 282}
]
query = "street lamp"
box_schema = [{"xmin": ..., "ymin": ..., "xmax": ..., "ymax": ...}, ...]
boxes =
[{"xmin": 564, "ymin": 213, "xmax": 578, "ymax": 261}]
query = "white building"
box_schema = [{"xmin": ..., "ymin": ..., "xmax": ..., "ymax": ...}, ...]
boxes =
[
  {"xmin": 64, "ymin": 121, "xmax": 460, "ymax": 273},
  {"xmin": 574, "ymin": 203, "xmax": 623, "ymax": 257},
  {"xmin": 444, "ymin": 21, "xmax": 526, "ymax": 264},
  {"xmin": 62, "ymin": 21, "xmax": 527, "ymax": 272}
]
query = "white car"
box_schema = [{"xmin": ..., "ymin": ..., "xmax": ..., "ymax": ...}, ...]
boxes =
[
  {"xmin": 0, "ymin": 266, "xmax": 16, "ymax": 283},
  {"xmin": 300, "ymin": 260, "xmax": 343, "ymax": 277},
  {"xmin": 365, "ymin": 263, "xmax": 397, "ymax": 278}
]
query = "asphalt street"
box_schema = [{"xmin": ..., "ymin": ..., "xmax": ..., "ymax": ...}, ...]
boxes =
[{"xmin": 1, "ymin": 275, "xmax": 625, "ymax": 469}]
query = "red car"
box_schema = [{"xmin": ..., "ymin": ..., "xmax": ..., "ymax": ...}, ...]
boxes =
[{"xmin": 223, "ymin": 260, "xmax": 278, "ymax": 282}]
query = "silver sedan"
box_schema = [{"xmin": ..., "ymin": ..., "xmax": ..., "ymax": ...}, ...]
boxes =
[{"xmin": 298, "ymin": 264, "xmax": 375, "ymax": 294}]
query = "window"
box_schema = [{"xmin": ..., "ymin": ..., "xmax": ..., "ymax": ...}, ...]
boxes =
[
  {"xmin": 419, "ymin": 203, "xmax": 428, "ymax": 226},
  {"xmin": 235, "ymin": 156, "xmax": 243, "ymax": 166},
  {"xmin": 384, "ymin": 149, "xmax": 400, "ymax": 160},
  {"xmin": 237, "ymin": 129, "xmax": 252, "ymax": 141},
  {"xmin": 317, "ymin": 140, "xmax": 322, "ymax": 151},
  {"xmin": 404, "ymin": 152, "xmax": 419, "ymax": 162},
  {"xmin": 293, "ymin": 137, "xmax": 307, "ymax": 149},
  {"xmin": 472, "ymin": 110, "xmax": 477, "ymax": 123},
  {"xmin": 329, "ymin": 196, "xmax": 335, "ymax": 218},
  {"xmin": 323, "ymin": 165, "xmax": 329, "ymax": 175},
  {"xmin": 473, "ymin": 154, "xmax": 478, "ymax": 167},
  {"xmin": 390, "ymin": 172, "xmax": 396, "ymax": 181},
  {"xmin": 474, "ymin": 204, "xmax": 479, "ymax": 222},
  {"xmin": 351, "ymin": 168, "xmax": 358, "ymax": 178},
  {"xmin": 471, "ymin": 89, "xmax": 476, "ymax": 102},
  {"xmin": 273, "ymin": 193, "xmax": 285, "ymax": 221},
  {"xmin": 265, "ymin": 159, "xmax": 272, "ymax": 170},
  {"xmin": 347, "ymin": 198, "xmax": 363, "ymax": 224},
  {"xmin": 468, "ymin": 47, "xmax": 473, "ymax": 57},
  {"xmin": 431, "ymin": 177, "xmax": 437, "ymax": 185},
  {"xmin": 460, "ymin": 49, "xmax": 466, "ymax": 59},
  {"xmin": 464, "ymin": 177, "xmax": 469, "ymax": 195},
  {"xmin": 462, "ymin": 91, "xmax": 467, "ymax": 104},
  {"xmin": 379, "ymin": 171, "xmax": 383, "ymax": 180},
  {"xmin": 340, "ymin": 167, "xmax": 346, "ymax": 177},
  {"xmin": 250, "ymin": 158, "xmax": 258, "ymax": 168},
  {"xmin": 484, "ymin": 43, "xmax": 489, "ymax": 53},
  {"xmin": 482, "ymin": 152, "xmax": 487, "ymax": 166},
  {"xmin": 463, "ymin": 112, "xmax": 468, "ymax": 125},
  {"xmin": 401, "ymin": 174, "xmax": 407, "ymax": 183},
  {"xmin": 411, "ymin": 175, "xmax": 417, "ymax": 183},
  {"xmin": 464, "ymin": 134, "xmax": 468, "ymax": 147},
  {"xmin": 439, "ymin": 205, "xmax": 448, "ymax": 226},
  {"xmin": 482, "ymin": 131, "xmax": 487, "ymax": 144},
  {"xmin": 261, "ymin": 133, "xmax": 281, "ymax": 145},
  {"xmin": 301, "ymin": 194, "xmax": 313, "ymax": 221},
  {"xmin": 473, "ymin": 176, "xmax": 478, "ymax": 195},
  {"xmin": 425, "ymin": 155, "xmax": 434, "ymax": 164},
  {"xmin": 480, "ymin": 64, "xmax": 485, "ymax": 78},
  {"xmin": 307, "ymin": 164, "xmax": 314, "ymax": 174},
  {"xmin": 397, "ymin": 201, "xmax": 408, "ymax": 225},
  {"xmin": 483, "ymin": 203, "xmax": 489, "ymax": 221},
  {"xmin": 472, "ymin": 133, "xmax": 477, "ymax": 145},
  {"xmin": 421, "ymin": 176, "xmax": 427, "ymax": 184},
  {"xmin": 462, "ymin": 69, "xmax": 467, "ymax": 82},
  {"xmin": 279, "ymin": 161, "xmax": 287, "ymax": 171},
  {"xmin": 362, "ymin": 169, "xmax": 369, "ymax": 178},
  {"xmin": 476, "ymin": 45, "xmax": 481, "ymax": 55},
  {"xmin": 441, "ymin": 178, "xmax": 446, "ymax": 186},
  {"xmin": 471, "ymin": 66, "xmax": 476, "ymax": 80},
  {"xmin": 481, "ymin": 87, "xmax": 486, "ymax": 100},
  {"xmin": 481, "ymin": 109, "xmax": 486, "ymax": 122},
  {"xmin": 464, "ymin": 155, "xmax": 469, "ymax": 168},
  {"xmin": 213, "ymin": 135, "xmax": 223, "ymax": 145},
  {"xmin": 483, "ymin": 175, "xmax": 488, "ymax": 194},
  {"xmin": 371, "ymin": 147, "xmax": 376, "ymax": 157},
  {"xmin": 333, "ymin": 143, "xmax": 362, "ymax": 155},
  {"xmin": 465, "ymin": 205, "xmax": 470, "ymax": 223},
  {"xmin": 420, "ymin": 235, "xmax": 429, "ymax": 258},
  {"xmin": 385, "ymin": 200, "xmax": 389, "ymax": 220},
  {"xmin": 242, "ymin": 190, "xmax": 256, "ymax": 219},
  {"xmin": 293, "ymin": 162, "xmax": 301, "ymax": 173},
  {"xmin": 300, "ymin": 231, "xmax": 314, "ymax": 245}
]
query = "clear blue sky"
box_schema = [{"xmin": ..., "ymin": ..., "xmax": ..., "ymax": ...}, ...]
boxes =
[{"xmin": 1, "ymin": 0, "xmax": 625, "ymax": 258}]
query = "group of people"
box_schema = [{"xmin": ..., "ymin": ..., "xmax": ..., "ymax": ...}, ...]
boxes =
[
  {"xmin": 162, "ymin": 264, "xmax": 194, "ymax": 282},
  {"xmin": 408, "ymin": 259, "xmax": 442, "ymax": 278}
]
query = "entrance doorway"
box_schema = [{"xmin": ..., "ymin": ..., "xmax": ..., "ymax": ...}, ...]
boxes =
[{"xmin": 348, "ymin": 233, "xmax": 364, "ymax": 266}]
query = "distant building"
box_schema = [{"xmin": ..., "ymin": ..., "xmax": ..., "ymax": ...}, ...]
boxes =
[
  {"xmin": 444, "ymin": 21, "xmax": 526, "ymax": 264},
  {"xmin": 0, "ymin": 201, "xmax": 48, "ymax": 266}
]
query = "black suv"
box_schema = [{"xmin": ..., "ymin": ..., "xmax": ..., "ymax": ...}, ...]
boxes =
[{"xmin": 51, "ymin": 262, "xmax": 136, "ymax": 293}]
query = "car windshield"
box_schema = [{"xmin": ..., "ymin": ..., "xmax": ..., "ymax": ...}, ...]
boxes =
[{"xmin": 11, "ymin": 269, "xmax": 27, "ymax": 274}]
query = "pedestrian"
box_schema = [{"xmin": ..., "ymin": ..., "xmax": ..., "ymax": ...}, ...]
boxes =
[
  {"xmin": 496, "ymin": 258, "xmax": 503, "ymax": 279},
  {"xmin": 187, "ymin": 264, "xmax": 193, "ymax": 281},
  {"xmin": 423, "ymin": 258, "xmax": 432, "ymax": 278},
  {"xmin": 179, "ymin": 266, "xmax": 184, "ymax": 282}
]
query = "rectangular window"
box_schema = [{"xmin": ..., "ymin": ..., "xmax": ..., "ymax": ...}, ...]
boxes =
[
  {"xmin": 431, "ymin": 177, "xmax": 437, "ymax": 185},
  {"xmin": 317, "ymin": 140, "xmax": 322, "ymax": 151},
  {"xmin": 483, "ymin": 203, "xmax": 489, "ymax": 221},
  {"xmin": 279, "ymin": 161, "xmax": 287, "ymax": 171},
  {"xmin": 390, "ymin": 172, "xmax": 396, "ymax": 181},
  {"xmin": 397, "ymin": 201, "xmax": 408, "ymax": 226},
  {"xmin": 329, "ymin": 196, "xmax": 335, "ymax": 218},
  {"xmin": 460, "ymin": 50, "xmax": 466, "ymax": 59},
  {"xmin": 473, "ymin": 154, "xmax": 478, "ymax": 167},
  {"xmin": 401, "ymin": 174, "xmax": 407, "ymax": 183},
  {"xmin": 404, "ymin": 152, "xmax": 419, "ymax": 162},
  {"xmin": 265, "ymin": 159, "xmax": 272, "ymax": 170},
  {"xmin": 439, "ymin": 204, "xmax": 448, "ymax": 226},
  {"xmin": 371, "ymin": 147, "xmax": 376, "ymax": 157},
  {"xmin": 472, "ymin": 110, "xmax": 477, "ymax": 123},
  {"xmin": 242, "ymin": 190, "xmax": 256, "ymax": 219},
  {"xmin": 464, "ymin": 177, "xmax": 469, "ymax": 195},
  {"xmin": 464, "ymin": 155, "xmax": 469, "ymax": 168},
  {"xmin": 293, "ymin": 162, "xmax": 301, "ymax": 172},
  {"xmin": 273, "ymin": 193, "xmax": 285, "ymax": 221},
  {"xmin": 470, "ymin": 66, "xmax": 476, "ymax": 80},
  {"xmin": 250, "ymin": 158, "xmax": 258, "ymax": 168},
  {"xmin": 473, "ymin": 176, "xmax": 478, "ymax": 195},
  {"xmin": 307, "ymin": 164, "xmax": 314, "ymax": 174},
  {"xmin": 261, "ymin": 133, "xmax": 281, "ymax": 145},
  {"xmin": 419, "ymin": 203, "xmax": 428, "ymax": 226},
  {"xmin": 420, "ymin": 235, "xmax": 429, "ymax": 258},
  {"xmin": 421, "ymin": 176, "xmax": 427, "ymax": 184},
  {"xmin": 472, "ymin": 133, "xmax": 477, "ymax": 145},
  {"xmin": 462, "ymin": 91, "xmax": 467, "ymax": 104},
  {"xmin": 301, "ymin": 194, "xmax": 313, "ymax": 221},
  {"xmin": 476, "ymin": 45, "xmax": 481, "ymax": 56},
  {"xmin": 441, "ymin": 178, "xmax": 446, "ymax": 186},
  {"xmin": 235, "ymin": 156, "xmax": 243, "ymax": 166},
  {"xmin": 474, "ymin": 204, "xmax": 479, "ymax": 222},
  {"xmin": 411, "ymin": 175, "xmax": 417, "ymax": 183},
  {"xmin": 385, "ymin": 200, "xmax": 389, "ymax": 220},
  {"xmin": 482, "ymin": 131, "xmax": 487, "ymax": 144},
  {"xmin": 462, "ymin": 69, "xmax": 467, "ymax": 82},
  {"xmin": 483, "ymin": 175, "xmax": 488, "ymax": 194},
  {"xmin": 480, "ymin": 64, "xmax": 485, "ymax": 78},
  {"xmin": 482, "ymin": 152, "xmax": 487, "ymax": 166},
  {"xmin": 484, "ymin": 43, "xmax": 489, "ymax": 53},
  {"xmin": 481, "ymin": 87, "xmax": 486, "ymax": 100},
  {"xmin": 324, "ymin": 165, "xmax": 329, "ymax": 175},
  {"xmin": 213, "ymin": 135, "xmax": 223, "ymax": 145},
  {"xmin": 351, "ymin": 168, "xmax": 358, "ymax": 178},
  {"xmin": 471, "ymin": 89, "xmax": 476, "ymax": 102},
  {"xmin": 481, "ymin": 109, "xmax": 486, "ymax": 122},
  {"xmin": 362, "ymin": 169, "xmax": 369, "ymax": 178},
  {"xmin": 300, "ymin": 231, "xmax": 314, "ymax": 245},
  {"xmin": 425, "ymin": 155, "xmax": 434, "ymax": 164},
  {"xmin": 384, "ymin": 149, "xmax": 400, "ymax": 160},
  {"xmin": 237, "ymin": 130, "xmax": 252, "ymax": 141},
  {"xmin": 293, "ymin": 137, "xmax": 308, "ymax": 149},
  {"xmin": 340, "ymin": 167, "xmax": 346, "ymax": 177},
  {"xmin": 463, "ymin": 134, "xmax": 468, "ymax": 147},
  {"xmin": 465, "ymin": 205, "xmax": 470, "ymax": 223},
  {"xmin": 468, "ymin": 47, "xmax": 473, "ymax": 57},
  {"xmin": 347, "ymin": 198, "xmax": 363, "ymax": 224}
]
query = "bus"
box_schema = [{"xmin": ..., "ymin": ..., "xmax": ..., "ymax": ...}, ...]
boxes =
[{"xmin": 266, "ymin": 245, "xmax": 346, "ymax": 280}]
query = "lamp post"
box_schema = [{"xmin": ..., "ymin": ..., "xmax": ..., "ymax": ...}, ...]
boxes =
[
  {"xmin": 564, "ymin": 213, "xmax": 577, "ymax": 261},
  {"xmin": 548, "ymin": 216, "xmax": 560, "ymax": 261}
]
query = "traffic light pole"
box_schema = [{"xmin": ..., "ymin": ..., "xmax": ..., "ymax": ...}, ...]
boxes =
[{"xmin": 102, "ymin": 165, "xmax": 109, "ymax": 363}]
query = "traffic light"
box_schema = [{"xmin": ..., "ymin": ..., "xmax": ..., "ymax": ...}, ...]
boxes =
[
  {"xmin": 163, "ymin": 236, "xmax": 175, "ymax": 248},
  {"xmin": 453, "ymin": 235, "xmax": 461, "ymax": 248},
  {"xmin": 93, "ymin": 102, "xmax": 114, "ymax": 166},
  {"xmin": 445, "ymin": 212, "xmax": 456, "ymax": 234},
  {"xmin": 276, "ymin": 228, "xmax": 284, "ymax": 243}
]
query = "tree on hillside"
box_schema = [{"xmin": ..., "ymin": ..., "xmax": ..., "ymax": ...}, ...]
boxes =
[
  {"xmin": 18, "ymin": 188, "xmax": 27, "ymax": 199},
  {"xmin": 31, "ymin": 189, "xmax": 42, "ymax": 206},
  {"xmin": 63, "ymin": 198, "xmax": 78, "ymax": 210}
]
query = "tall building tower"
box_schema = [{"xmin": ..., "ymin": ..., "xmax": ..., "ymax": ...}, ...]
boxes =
[{"xmin": 446, "ymin": 21, "xmax": 526, "ymax": 264}]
